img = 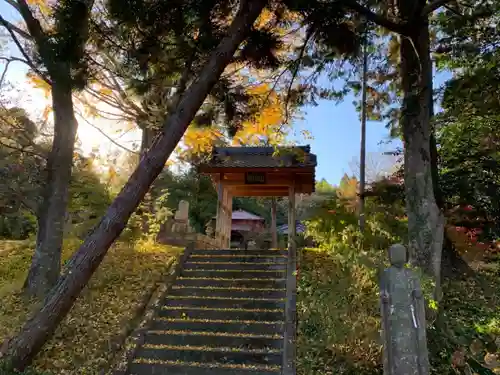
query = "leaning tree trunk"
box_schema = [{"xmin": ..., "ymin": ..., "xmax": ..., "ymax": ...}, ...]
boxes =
[
  {"xmin": 23, "ymin": 82, "xmax": 79, "ymax": 299},
  {"xmin": 399, "ymin": 13, "xmax": 445, "ymax": 297},
  {"xmin": 0, "ymin": 1, "xmax": 266, "ymax": 369}
]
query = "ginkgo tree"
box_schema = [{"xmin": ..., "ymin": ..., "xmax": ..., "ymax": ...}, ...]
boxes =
[
  {"xmin": 0, "ymin": 0, "xmax": 95, "ymax": 299},
  {"xmin": 179, "ymin": 82, "xmax": 293, "ymax": 160}
]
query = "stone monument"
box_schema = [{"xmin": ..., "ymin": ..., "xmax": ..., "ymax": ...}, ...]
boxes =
[
  {"xmin": 205, "ymin": 222, "xmax": 214, "ymax": 238},
  {"xmin": 380, "ymin": 244, "xmax": 430, "ymax": 375},
  {"xmin": 172, "ymin": 200, "xmax": 190, "ymax": 233}
]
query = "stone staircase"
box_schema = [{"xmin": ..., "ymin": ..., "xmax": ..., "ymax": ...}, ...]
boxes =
[{"xmin": 126, "ymin": 248, "xmax": 292, "ymax": 375}]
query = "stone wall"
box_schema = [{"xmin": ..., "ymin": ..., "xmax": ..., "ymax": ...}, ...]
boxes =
[{"xmin": 158, "ymin": 232, "xmax": 219, "ymax": 249}]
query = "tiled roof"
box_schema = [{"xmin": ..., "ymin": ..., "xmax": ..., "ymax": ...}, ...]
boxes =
[
  {"xmin": 277, "ymin": 222, "xmax": 306, "ymax": 234},
  {"xmin": 232, "ymin": 209, "xmax": 264, "ymax": 221},
  {"xmin": 212, "ymin": 209, "xmax": 264, "ymax": 221},
  {"xmin": 201, "ymin": 146, "xmax": 317, "ymax": 169}
]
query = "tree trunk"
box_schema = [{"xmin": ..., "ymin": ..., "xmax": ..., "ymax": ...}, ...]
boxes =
[
  {"xmin": 398, "ymin": 11, "xmax": 445, "ymax": 292},
  {"xmin": 271, "ymin": 198, "xmax": 278, "ymax": 249},
  {"xmin": 23, "ymin": 84, "xmax": 78, "ymax": 299},
  {"xmin": 0, "ymin": 1, "xmax": 266, "ymax": 369}
]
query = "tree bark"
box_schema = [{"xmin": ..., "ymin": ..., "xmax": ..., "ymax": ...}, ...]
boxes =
[
  {"xmin": 23, "ymin": 83, "xmax": 78, "ymax": 299},
  {"xmin": 0, "ymin": 1, "xmax": 266, "ymax": 369},
  {"xmin": 398, "ymin": 7, "xmax": 444, "ymax": 291}
]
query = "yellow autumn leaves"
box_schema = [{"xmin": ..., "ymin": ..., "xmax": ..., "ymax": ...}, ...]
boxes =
[
  {"xmin": 26, "ymin": 0, "xmax": 51, "ymax": 15},
  {"xmin": 181, "ymin": 83, "xmax": 289, "ymax": 158}
]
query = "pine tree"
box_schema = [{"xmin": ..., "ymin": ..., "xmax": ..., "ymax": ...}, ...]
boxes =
[{"xmin": 0, "ymin": 0, "xmax": 96, "ymax": 298}]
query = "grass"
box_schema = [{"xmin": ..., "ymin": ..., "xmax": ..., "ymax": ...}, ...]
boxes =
[
  {"xmin": 0, "ymin": 239, "xmax": 182, "ymax": 375},
  {"xmin": 297, "ymin": 247, "xmax": 500, "ymax": 375}
]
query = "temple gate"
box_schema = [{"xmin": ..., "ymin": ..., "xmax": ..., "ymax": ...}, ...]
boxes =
[{"xmin": 198, "ymin": 145, "xmax": 317, "ymax": 249}]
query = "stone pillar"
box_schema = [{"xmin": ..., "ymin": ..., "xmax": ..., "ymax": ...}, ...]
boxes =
[
  {"xmin": 288, "ymin": 184, "xmax": 296, "ymax": 251},
  {"xmin": 380, "ymin": 244, "xmax": 430, "ymax": 375}
]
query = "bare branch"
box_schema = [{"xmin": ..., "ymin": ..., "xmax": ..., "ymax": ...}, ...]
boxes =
[
  {"xmin": 0, "ymin": 16, "xmax": 31, "ymax": 39},
  {"xmin": 74, "ymin": 109, "xmax": 139, "ymax": 155},
  {"xmin": 283, "ymin": 29, "xmax": 313, "ymax": 123},
  {"xmin": 0, "ymin": 56, "xmax": 28, "ymax": 86},
  {"xmin": 83, "ymin": 86, "xmax": 138, "ymax": 117},
  {"xmin": 0, "ymin": 15, "xmax": 51, "ymax": 83},
  {"xmin": 421, "ymin": 0, "xmax": 455, "ymax": 16}
]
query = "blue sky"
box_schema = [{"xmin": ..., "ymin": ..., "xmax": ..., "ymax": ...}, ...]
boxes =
[
  {"xmin": 294, "ymin": 95, "xmax": 396, "ymax": 185},
  {"xmin": 296, "ymin": 70, "xmax": 453, "ymax": 185}
]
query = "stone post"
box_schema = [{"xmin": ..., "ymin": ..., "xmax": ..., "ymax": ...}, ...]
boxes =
[{"xmin": 380, "ymin": 244, "xmax": 430, "ymax": 375}]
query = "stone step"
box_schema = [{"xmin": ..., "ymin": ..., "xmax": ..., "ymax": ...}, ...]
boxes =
[
  {"xmin": 134, "ymin": 346, "xmax": 282, "ymax": 365},
  {"xmin": 149, "ymin": 318, "xmax": 284, "ymax": 335},
  {"xmin": 158, "ymin": 306, "xmax": 284, "ymax": 321},
  {"xmin": 162, "ymin": 296, "xmax": 285, "ymax": 310},
  {"xmin": 128, "ymin": 361, "xmax": 280, "ymax": 375},
  {"xmin": 180, "ymin": 269, "xmax": 286, "ymax": 279},
  {"xmin": 189, "ymin": 249, "xmax": 287, "ymax": 256},
  {"xmin": 169, "ymin": 286, "xmax": 285, "ymax": 299},
  {"xmin": 142, "ymin": 331, "xmax": 283, "ymax": 350},
  {"xmin": 187, "ymin": 255, "xmax": 287, "ymax": 263},
  {"xmin": 176, "ymin": 276, "xmax": 286, "ymax": 289},
  {"xmin": 184, "ymin": 262, "xmax": 287, "ymax": 271}
]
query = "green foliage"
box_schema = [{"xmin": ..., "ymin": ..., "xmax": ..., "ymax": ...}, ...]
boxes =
[
  {"xmin": 298, "ymin": 181, "xmax": 500, "ymax": 375},
  {"xmin": 152, "ymin": 168, "xmax": 217, "ymax": 234},
  {"xmin": 67, "ymin": 157, "xmax": 113, "ymax": 238},
  {"xmin": 48, "ymin": 0, "xmax": 92, "ymax": 88},
  {"xmin": 297, "ymin": 248, "xmax": 381, "ymax": 375},
  {"xmin": 0, "ymin": 361, "xmax": 48, "ymax": 375},
  {"xmin": 427, "ymin": 271, "xmax": 500, "ymax": 375},
  {"xmin": 437, "ymin": 116, "xmax": 500, "ymax": 239},
  {"xmin": 0, "ymin": 213, "xmax": 36, "ymax": 240},
  {"xmin": 304, "ymin": 194, "xmax": 358, "ymax": 246},
  {"xmin": 0, "ymin": 107, "xmax": 45, "ymax": 221},
  {"xmin": 123, "ymin": 189, "xmax": 172, "ymax": 242}
]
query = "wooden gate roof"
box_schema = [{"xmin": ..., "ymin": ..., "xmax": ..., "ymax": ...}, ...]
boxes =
[
  {"xmin": 198, "ymin": 145, "xmax": 317, "ymax": 197},
  {"xmin": 199, "ymin": 145, "xmax": 317, "ymax": 170}
]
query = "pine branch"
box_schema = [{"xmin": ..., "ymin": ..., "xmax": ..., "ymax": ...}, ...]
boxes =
[
  {"xmin": 341, "ymin": 0, "xmax": 409, "ymax": 35},
  {"xmin": 0, "ymin": 14, "xmax": 31, "ymax": 39},
  {"xmin": 15, "ymin": 0, "xmax": 46, "ymax": 44}
]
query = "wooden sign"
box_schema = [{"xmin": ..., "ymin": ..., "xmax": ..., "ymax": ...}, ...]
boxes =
[{"xmin": 245, "ymin": 172, "xmax": 266, "ymax": 185}]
